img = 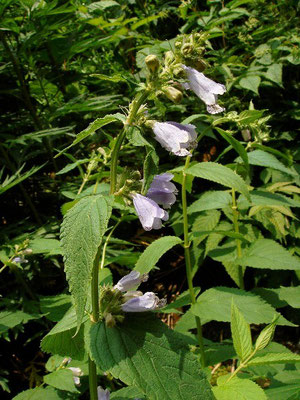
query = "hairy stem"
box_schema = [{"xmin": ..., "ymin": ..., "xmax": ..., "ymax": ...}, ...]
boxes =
[
  {"xmin": 226, "ymin": 349, "xmax": 257, "ymax": 383},
  {"xmin": 231, "ymin": 189, "xmax": 244, "ymax": 289},
  {"xmin": 110, "ymin": 89, "xmax": 150, "ymax": 195},
  {"xmin": 89, "ymin": 247, "xmax": 102, "ymax": 399},
  {"xmin": 182, "ymin": 155, "xmax": 206, "ymax": 367}
]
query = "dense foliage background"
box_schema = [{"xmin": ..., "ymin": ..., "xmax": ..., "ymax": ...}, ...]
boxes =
[{"xmin": 0, "ymin": 0, "xmax": 299, "ymax": 399}]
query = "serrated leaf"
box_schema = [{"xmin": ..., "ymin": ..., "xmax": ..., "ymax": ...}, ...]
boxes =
[
  {"xmin": 191, "ymin": 287, "xmax": 294, "ymax": 326},
  {"xmin": 255, "ymin": 317, "xmax": 278, "ymax": 351},
  {"xmin": 40, "ymin": 294, "xmax": 72, "ymax": 322},
  {"xmin": 223, "ymin": 261, "xmax": 246, "ymax": 287},
  {"xmin": 239, "ymin": 75, "xmax": 261, "ymax": 94},
  {"xmin": 215, "ymin": 128, "xmax": 249, "ymax": 172},
  {"xmin": 88, "ymin": 314, "xmax": 214, "ymax": 400},
  {"xmin": 239, "ymin": 190, "xmax": 300, "ymax": 209},
  {"xmin": 110, "ymin": 386, "xmax": 145, "ymax": 399},
  {"xmin": 13, "ymin": 387, "xmax": 67, "ymax": 400},
  {"xmin": 55, "ymin": 114, "xmax": 123, "ymax": 157},
  {"xmin": 240, "ymin": 239, "xmax": 300, "ymax": 271},
  {"xmin": 188, "ymin": 191, "xmax": 232, "ymax": 214},
  {"xmin": 60, "ymin": 195, "xmax": 112, "ymax": 329},
  {"xmin": 0, "ymin": 310, "xmax": 39, "ymax": 335},
  {"xmin": 187, "ymin": 162, "xmax": 250, "ymax": 200},
  {"xmin": 41, "ymin": 307, "xmax": 86, "ymax": 360},
  {"xmin": 134, "ymin": 236, "xmax": 182, "ymax": 274},
  {"xmin": 212, "ymin": 376, "xmax": 267, "ymax": 400},
  {"xmin": 246, "ymin": 150, "xmax": 295, "ymax": 176},
  {"xmin": 231, "ymin": 302, "xmax": 252, "ymax": 361},
  {"xmin": 265, "ymin": 64, "xmax": 282, "ymax": 85},
  {"xmin": 265, "ymin": 383, "xmax": 300, "ymax": 400},
  {"xmin": 248, "ymin": 353, "xmax": 300, "ymax": 366},
  {"xmin": 44, "ymin": 369, "xmax": 79, "ymax": 393}
]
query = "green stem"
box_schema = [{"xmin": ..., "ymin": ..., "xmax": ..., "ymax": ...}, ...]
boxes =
[
  {"xmin": 89, "ymin": 247, "xmax": 101, "ymax": 399},
  {"xmin": 182, "ymin": 155, "xmax": 206, "ymax": 367},
  {"xmin": 110, "ymin": 89, "xmax": 150, "ymax": 195},
  {"xmin": 226, "ymin": 349, "xmax": 257, "ymax": 383},
  {"xmin": 100, "ymin": 218, "xmax": 123, "ymax": 269},
  {"xmin": 231, "ymin": 189, "xmax": 244, "ymax": 289}
]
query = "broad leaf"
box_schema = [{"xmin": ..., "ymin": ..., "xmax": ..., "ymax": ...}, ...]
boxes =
[
  {"xmin": 239, "ymin": 75, "xmax": 261, "ymax": 94},
  {"xmin": 41, "ymin": 307, "xmax": 86, "ymax": 360},
  {"xmin": 248, "ymin": 353, "xmax": 300, "ymax": 366},
  {"xmin": 88, "ymin": 314, "xmax": 214, "ymax": 400},
  {"xmin": 213, "ymin": 376, "xmax": 267, "ymax": 400},
  {"xmin": 265, "ymin": 384, "xmax": 300, "ymax": 400},
  {"xmin": 191, "ymin": 287, "xmax": 294, "ymax": 326},
  {"xmin": 60, "ymin": 195, "xmax": 112, "ymax": 328},
  {"xmin": 44, "ymin": 369, "xmax": 79, "ymax": 393},
  {"xmin": 135, "ymin": 236, "xmax": 182, "ymax": 274},
  {"xmin": 240, "ymin": 239, "xmax": 300, "ymax": 271},
  {"xmin": 110, "ymin": 386, "xmax": 145, "ymax": 399},
  {"xmin": 188, "ymin": 191, "xmax": 232, "ymax": 214},
  {"xmin": 246, "ymin": 150, "xmax": 295, "ymax": 176},
  {"xmin": 13, "ymin": 387, "xmax": 67, "ymax": 400},
  {"xmin": 0, "ymin": 310, "xmax": 39, "ymax": 335},
  {"xmin": 187, "ymin": 162, "xmax": 250, "ymax": 200},
  {"xmin": 231, "ymin": 302, "xmax": 252, "ymax": 361}
]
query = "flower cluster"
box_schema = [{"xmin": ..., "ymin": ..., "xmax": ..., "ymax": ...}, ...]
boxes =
[
  {"xmin": 115, "ymin": 270, "xmax": 166, "ymax": 313},
  {"xmin": 99, "ymin": 271, "xmax": 166, "ymax": 327},
  {"xmin": 133, "ymin": 173, "xmax": 177, "ymax": 231}
]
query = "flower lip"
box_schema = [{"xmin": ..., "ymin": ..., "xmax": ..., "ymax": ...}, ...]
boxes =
[
  {"xmin": 114, "ymin": 270, "xmax": 148, "ymax": 292},
  {"xmin": 121, "ymin": 292, "xmax": 160, "ymax": 312},
  {"xmin": 146, "ymin": 173, "xmax": 178, "ymax": 209},
  {"xmin": 182, "ymin": 65, "xmax": 226, "ymax": 114},
  {"xmin": 97, "ymin": 386, "xmax": 110, "ymax": 400},
  {"xmin": 133, "ymin": 193, "xmax": 168, "ymax": 231},
  {"xmin": 152, "ymin": 121, "xmax": 197, "ymax": 157}
]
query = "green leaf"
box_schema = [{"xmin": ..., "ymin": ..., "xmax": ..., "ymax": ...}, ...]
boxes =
[
  {"xmin": 231, "ymin": 302, "xmax": 252, "ymax": 361},
  {"xmin": 248, "ymin": 352, "xmax": 300, "ymax": 366},
  {"xmin": 223, "ymin": 261, "xmax": 246, "ymax": 287},
  {"xmin": 187, "ymin": 162, "xmax": 250, "ymax": 200},
  {"xmin": 188, "ymin": 191, "xmax": 232, "ymax": 214},
  {"xmin": 55, "ymin": 114, "xmax": 123, "ymax": 157},
  {"xmin": 30, "ymin": 238, "xmax": 61, "ymax": 255},
  {"xmin": 88, "ymin": 314, "xmax": 214, "ymax": 400},
  {"xmin": 238, "ymin": 190, "xmax": 300, "ymax": 209},
  {"xmin": 246, "ymin": 150, "xmax": 295, "ymax": 176},
  {"xmin": 142, "ymin": 147, "xmax": 159, "ymax": 193},
  {"xmin": 191, "ymin": 287, "xmax": 294, "ymax": 326},
  {"xmin": 265, "ymin": 384, "xmax": 300, "ymax": 400},
  {"xmin": 255, "ymin": 317, "xmax": 278, "ymax": 351},
  {"xmin": 265, "ymin": 64, "xmax": 282, "ymax": 85},
  {"xmin": 240, "ymin": 239, "xmax": 300, "ymax": 271},
  {"xmin": 239, "ymin": 76, "xmax": 261, "ymax": 94},
  {"xmin": 13, "ymin": 387, "xmax": 67, "ymax": 400},
  {"xmin": 41, "ymin": 308, "xmax": 86, "ymax": 360},
  {"xmin": 215, "ymin": 128, "xmax": 249, "ymax": 172},
  {"xmin": 192, "ymin": 230, "xmax": 249, "ymax": 243},
  {"xmin": 274, "ymin": 286, "xmax": 300, "ymax": 308},
  {"xmin": 134, "ymin": 236, "xmax": 182, "ymax": 274},
  {"xmin": 44, "ymin": 369, "xmax": 79, "ymax": 393},
  {"xmin": 110, "ymin": 386, "xmax": 145, "ymax": 399},
  {"xmin": 60, "ymin": 194, "xmax": 112, "ymax": 329},
  {"xmin": 40, "ymin": 294, "xmax": 72, "ymax": 322},
  {"xmin": 0, "ymin": 311, "xmax": 39, "ymax": 335},
  {"xmin": 212, "ymin": 376, "xmax": 267, "ymax": 400}
]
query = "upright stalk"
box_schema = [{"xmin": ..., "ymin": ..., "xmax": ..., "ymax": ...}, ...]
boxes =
[
  {"xmin": 110, "ymin": 89, "xmax": 150, "ymax": 195},
  {"xmin": 89, "ymin": 247, "xmax": 101, "ymax": 400},
  {"xmin": 182, "ymin": 156, "xmax": 206, "ymax": 367},
  {"xmin": 231, "ymin": 189, "xmax": 244, "ymax": 289}
]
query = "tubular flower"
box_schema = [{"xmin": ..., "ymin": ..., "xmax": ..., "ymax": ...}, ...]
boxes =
[
  {"xmin": 146, "ymin": 173, "xmax": 178, "ymax": 209},
  {"xmin": 114, "ymin": 270, "xmax": 148, "ymax": 292},
  {"xmin": 122, "ymin": 292, "xmax": 166, "ymax": 312},
  {"xmin": 182, "ymin": 65, "xmax": 226, "ymax": 114},
  {"xmin": 97, "ymin": 386, "xmax": 110, "ymax": 400},
  {"xmin": 133, "ymin": 193, "xmax": 168, "ymax": 231},
  {"xmin": 68, "ymin": 367, "xmax": 83, "ymax": 386},
  {"xmin": 153, "ymin": 121, "xmax": 197, "ymax": 156}
]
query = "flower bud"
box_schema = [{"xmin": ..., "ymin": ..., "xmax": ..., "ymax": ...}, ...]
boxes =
[
  {"xmin": 104, "ymin": 312, "xmax": 116, "ymax": 328},
  {"xmin": 164, "ymin": 86, "xmax": 183, "ymax": 104},
  {"xmin": 164, "ymin": 51, "xmax": 175, "ymax": 65},
  {"xmin": 181, "ymin": 43, "xmax": 193, "ymax": 56},
  {"xmin": 145, "ymin": 54, "xmax": 160, "ymax": 73},
  {"xmin": 23, "ymin": 248, "xmax": 32, "ymax": 255}
]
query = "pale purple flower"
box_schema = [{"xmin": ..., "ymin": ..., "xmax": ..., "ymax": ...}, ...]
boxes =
[
  {"xmin": 146, "ymin": 173, "xmax": 178, "ymax": 209},
  {"xmin": 68, "ymin": 367, "xmax": 83, "ymax": 386},
  {"xmin": 182, "ymin": 65, "xmax": 226, "ymax": 114},
  {"xmin": 153, "ymin": 121, "xmax": 197, "ymax": 156},
  {"xmin": 12, "ymin": 256, "xmax": 28, "ymax": 264},
  {"xmin": 114, "ymin": 271, "xmax": 148, "ymax": 292},
  {"xmin": 122, "ymin": 292, "xmax": 162, "ymax": 312},
  {"xmin": 97, "ymin": 386, "xmax": 110, "ymax": 400},
  {"xmin": 133, "ymin": 193, "xmax": 168, "ymax": 231}
]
